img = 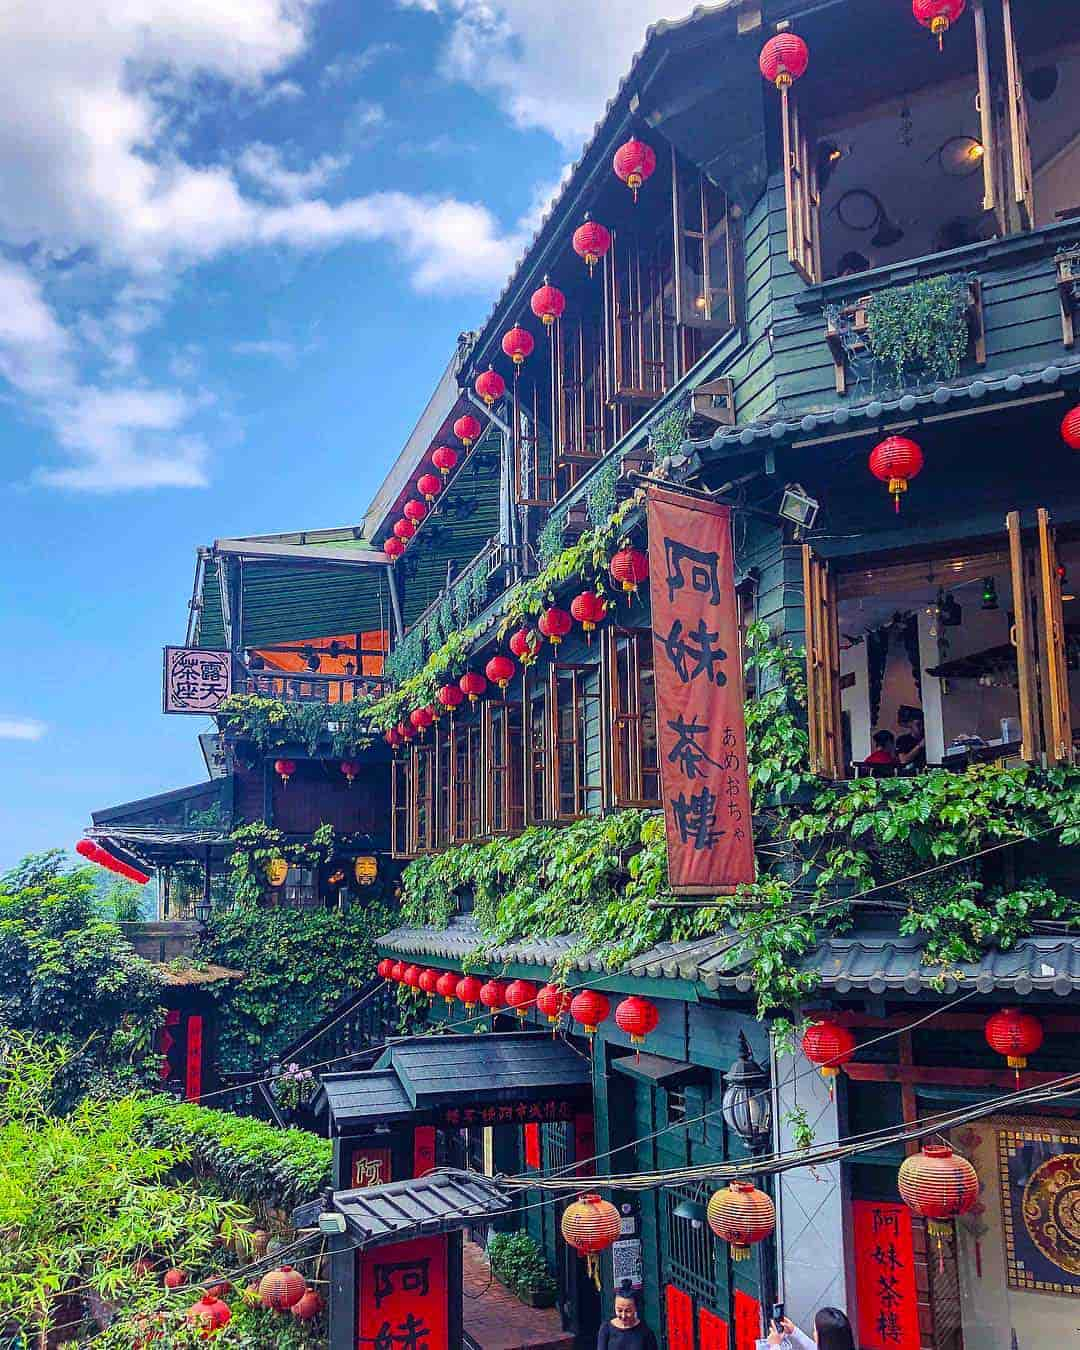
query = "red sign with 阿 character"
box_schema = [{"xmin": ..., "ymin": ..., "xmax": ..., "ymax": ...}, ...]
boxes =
[
  {"xmin": 853, "ymin": 1200, "xmax": 919, "ymax": 1350},
  {"xmin": 647, "ymin": 487, "xmax": 755, "ymax": 893},
  {"xmin": 358, "ymin": 1234, "xmax": 448, "ymax": 1350}
]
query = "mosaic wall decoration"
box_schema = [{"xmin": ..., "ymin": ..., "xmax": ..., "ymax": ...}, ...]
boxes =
[{"xmin": 998, "ymin": 1126, "xmax": 1080, "ymax": 1295}]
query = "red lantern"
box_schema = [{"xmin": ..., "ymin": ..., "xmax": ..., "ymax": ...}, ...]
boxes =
[
  {"xmin": 1061, "ymin": 405, "xmax": 1080, "ymax": 449},
  {"xmin": 509, "ymin": 627, "xmax": 541, "ymax": 665},
  {"xmin": 561, "ymin": 1194, "xmax": 621, "ymax": 1284},
  {"xmin": 437, "ymin": 682, "xmax": 465, "ymax": 712},
  {"xmin": 454, "ymin": 415, "xmax": 482, "ymax": 447},
  {"xmin": 485, "ymin": 654, "xmax": 516, "ymax": 689},
  {"xmin": 274, "ymin": 758, "xmax": 296, "ymax": 786},
  {"xmin": 433, "ymin": 444, "xmax": 460, "ymax": 476},
  {"xmin": 537, "ymin": 984, "xmax": 572, "ymax": 1025},
  {"xmin": 502, "ymin": 324, "xmax": 535, "ymax": 368},
  {"xmin": 393, "ymin": 518, "xmax": 416, "ymax": 541},
  {"xmin": 419, "ymin": 968, "xmax": 440, "ymax": 1000},
  {"xmin": 613, "ymin": 137, "xmax": 657, "ymax": 201},
  {"xmin": 610, "ymin": 548, "xmax": 649, "ymax": 595},
  {"xmin": 340, "ymin": 759, "xmax": 360, "ymax": 786},
  {"xmin": 397, "ymin": 719, "xmax": 414, "ymax": 742},
  {"xmin": 869, "ymin": 435, "xmax": 924, "ymax": 513},
  {"xmin": 984, "ymin": 1008, "xmax": 1044, "ymax": 1084},
  {"xmin": 480, "ymin": 978, "xmax": 507, "ymax": 1012},
  {"xmin": 538, "ymin": 606, "xmax": 572, "ymax": 646},
  {"xmin": 403, "ymin": 499, "xmax": 427, "ymax": 524},
  {"xmin": 186, "ymin": 1294, "xmax": 231, "ymax": 1337},
  {"xmin": 802, "ymin": 1019, "xmax": 856, "ymax": 1086},
  {"xmin": 259, "ymin": 1266, "xmax": 307, "ymax": 1312},
  {"xmin": 570, "ymin": 591, "xmax": 607, "ymax": 637},
  {"xmin": 409, "ymin": 706, "xmax": 434, "ymax": 734},
  {"xmin": 459, "ymin": 671, "xmax": 488, "ymax": 702},
  {"xmin": 390, "ymin": 961, "xmax": 406, "ymax": 982},
  {"xmin": 475, "ymin": 366, "xmax": 506, "ymax": 406},
  {"xmin": 291, "ymin": 1290, "xmax": 323, "ymax": 1322},
  {"xmin": 912, "ymin": 0, "xmax": 966, "ymax": 49},
  {"xmin": 899, "ymin": 1145, "xmax": 979, "ymax": 1268},
  {"xmin": 758, "ymin": 32, "xmax": 810, "ymax": 88},
  {"xmin": 384, "ymin": 727, "xmax": 402, "ymax": 748},
  {"xmin": 572, "ymin": 213, "xmax": 611, "ymax": 277},
  {"xmin": 403, "ymin": 964, "xmax": 422, "ymax": 989},
  {"xmin": 614, "ymin": 995, "xmax": 659, "ymax": 1047},
  {"xmin": 570, "ymin": 989, "xmax": 610, "ymax": 1036},
  {"xmin": 531, "ymin": 277, "xmax": 566, "ymax": 327},
  {"xmin": 505, "ymin": 979, "xmax": 538, "ymax": 1019},
  {"xmin": 164, "ymin": 1268, "xmax": 187, "ymax": 1290},
  {"xmin": 384, "ymin": 536, "xmax": 405, "ymax": 561},
  {"xmin": 417, "ymin": 472, "xmax": 443, "ymax": 502},
  {"xmin": 707, "ymin": 1181, "xmax": 776, "ymax": 1260},
  {"xmin": 436, "ymin": 970, "xmax": 460, "ymax": 1006},
  {"xmin": 456, "ymin": 975, "xmax": 484, "ymax": 1011},
  {"xmin": 377, "ymin": 958, "xmax": 394, "ymax": 980}
]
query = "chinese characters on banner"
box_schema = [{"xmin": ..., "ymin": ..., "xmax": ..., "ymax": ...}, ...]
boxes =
[
  {"xmin": 352, "ymin": 1147, "xmax": 392, "ymax": 1190},
  {"xmin": 646, "ymin": 487, "xmax": 755, "ymax": 892},
  {"xmin": 853, "ymin": 1200, "xmax": 919, "ymax": 1350},
  {"xmin": 163, "ymin": 646, "xmax": 232, "ymax": 714},
  {"xmin": 358, "ymin": 1234, "xmax": 448, "ymax": 1350},
  {"xmin": 437, "ymin": 1099, "xmax": 577, "ymax": 1128}
]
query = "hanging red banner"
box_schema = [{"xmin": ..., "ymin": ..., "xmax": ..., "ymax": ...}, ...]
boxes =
[
  {"xmin": 698, "ymin": 1306, "xmax": 730, "ymax": 1350},
  {"xmin": 184, "ymin": 1014, "xmax": 203, "ymax": 1102},
  {"xmin": 647, "ymin": 487, "xmax": 755, "ymax": 892},
  {"xmin": 665, "ymin": 1285, "xmax": 694, "ymax": 1347},
  {"xmin": 852, "ymin": 1200, "xmax": 919, "ymax": 1350},
  {"xmin": 733, "ymin": 1290, "xmax": 761, "ymax": 1350},
  {"xmin": 358, "ymin": 1234, "xmax": 448, "ymax": 1350}
]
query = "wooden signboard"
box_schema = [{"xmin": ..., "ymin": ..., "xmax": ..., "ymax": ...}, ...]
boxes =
[{"xmin": 163, "ymin": 646, "xmax": 231, "ymax": 714}]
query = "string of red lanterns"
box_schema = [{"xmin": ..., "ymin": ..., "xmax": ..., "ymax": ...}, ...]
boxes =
[{"xmin": 75, "ymin": 838, "xmax": 151, "ymax": 885}]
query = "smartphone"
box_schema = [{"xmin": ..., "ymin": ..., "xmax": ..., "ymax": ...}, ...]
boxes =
[{"xmin": 771, "ymin": 1303, "xmax": 785, "ymax": 1326}]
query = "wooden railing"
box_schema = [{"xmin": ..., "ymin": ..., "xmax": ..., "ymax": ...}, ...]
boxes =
[{"xmin": 240, "ymin": 672, "xmax": 387, "ymax": 704}]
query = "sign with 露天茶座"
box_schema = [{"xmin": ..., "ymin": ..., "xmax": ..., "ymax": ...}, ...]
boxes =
[
  {"xmin": 163, "ymin": 646, "xmax": 232, "ymax": 714},
  {"xmin": 646, "ymin": 487, "xmax": 754, "ymax": 893},
  {"xmin": 358, "ymin": 1234, "xmax": 448, "ymax": 1350},
  {"xmin": 852, "ymin": 1199, "xmax": 919, "ymax": 1350}
]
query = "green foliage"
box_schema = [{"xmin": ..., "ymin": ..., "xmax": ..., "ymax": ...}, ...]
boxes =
[
  {"xmin": 487, "ymin": 1231, "xmax": 557, "ymax": 1301},
  {"xmin": 537, "ymin": 509, "xmax": 567, "ymax": 567},
  {"xmin": 0, "ymin": 852, "xmax": 165, "ymax": 1105},
  {"xmin": 585, "ymin": 456, "xmax": 620, "ymax": 531},
  {"xmin": 214, "ymin": 693, "xmax": 376, "ymax": 758},
  {"xmin": 646, "ymin": 398, "xmax": 691, "ymax": 463},
  {"xmin": 199, "ymin": 886, "xmax": 393, "ymax": 1070},
  {"xmin": 134, "ymin": 1096, "xmax": 331, "ymax": 1211},
  {"xmin": 0, "ymin": 1037, "xmax": 252, "ymax": 1344},
  {"xmin": 225, "ymin": 822, "xmax": 341, "ymax": 907},
  {"xmin": 866, "ymin": 273, "xmax": 971, "ymax": 389}
]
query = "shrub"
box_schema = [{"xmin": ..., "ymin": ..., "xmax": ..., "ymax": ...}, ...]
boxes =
[{"xmin": 487, "ymin": 1231, "xmax": 558, "ymax": 1301}]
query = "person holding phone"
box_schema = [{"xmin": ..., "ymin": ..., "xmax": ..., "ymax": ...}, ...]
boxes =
[{"xmin": 766, "ymin": 1307, "xmax": 855, "ymax": 1350}]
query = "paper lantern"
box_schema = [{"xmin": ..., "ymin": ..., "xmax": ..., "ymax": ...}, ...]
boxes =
[
  {"xmin": 459, "ymin": 671, "xmax": 488, "ymax": 702},
  {"xmin": 613, "ymin": 137, "xmax": 657, "ymax": 201},
  {"xmin": 758, "ymin": 32, "xmax": 810, "ymax": 87},
  {"xmin": 340, "ymin": 759, "xmax": 360, "ymax": 785},
  {"xmin": 899, "ymin": 1144, "xmax": 979, "ymax": 1268},
  {"xmin": 570, "ymin": 989, "xmax": 610, "ymax": 1036},
  {"xmin": 480, "ymin": 978, "xmax": 508, "ymax": 1012},
  {"xmin": 985, "ymin": 1007, "xmax": 1043, "ymax": 1084},
  {"xmin": 505, "ymin": 979, "xmax": 538, "ymax": 1018},
  {"xmin": 436, "ymin": 970, "xmax": 460, "ymax": 1006},
  {"xmin": 1061, "ymin": 405, "xmax": 1080, "ymax": 449},
  {"xmin": 913, "ymin": 0, "xmax": 966, "ymax": 48},
  {"xmin": 561, "ymin": 1194, "xmax": 621, "ymax": 1284},
  {"xmin": 531, "ymin": 277, "xmax": 566, "ymax": 327},
  {"xmin": 869, "ymin": 435, "xmax": 924, "ymax": 513},
  {"xmin": 273, "ymin": 758, "xmax": 296, "ymax": 786},
  {"xmin": 433, "ymin": 444, "xmax": 460, "ymax": 475},
  {"xmin": 393, "ymin": 518, "xmax": 416, "ymax": 541},
  {"xmin": 384, "ymin": 536, "xmax": 405, "ymax": 560},
  {"xmin": 570, "ymin": 591, "xmax": 607, "ymax": 637},
  {"xmin": 186, "ymin": 1294, "xmax": 231, "ymax": 1336},
  {"xmin": 456, "ymin": 975, "xmax": 484, "ymax": 1011},
  {"xmin": 610, "ymin": 548, "xmax": 649, "ymax": 595},
  {"xmin": 502, "ymin": 324, "xmax": 535, "ymax": 367},
  {"xmin": 707, "ymin": 1181, "xmax": 776, "ymax": 1260},
  {"xmin": 614, "ymin": 995, "xmax": 659, "ymax": 1046},
  {"xmin": 377, "ymin": 958, "xmax": 394, "ymax": 980},
  {"xmin": 403, "ymin": 964, "xmax": 422, "ymax": 989},
  {"xmin": 802, "ymin": 1019, "xmax": 856, "ymax": 1086},
  {"xmin": 437, "ymin": 682, "xmax": 465, "ymax": 711},
  {"xmin": 163, "ymin": 1268, "xmax": 187, "ymax": 1290},
  {"xmin": 509, "ymin": 627, "xmax": 541, "ymax": 664},
  {"xmin": 538, "ymin": 606, "xmax": 572, "ymax": 645},
  {"xmin": 419, "ymin": 968, "xmax": 440, "ymax": 1000},
  {"xmin": 485, "ymin": 654, "xmax": 516, "ymax": 690},
  {"xmin": 409, "ymin": 705, "xmax": 434, "ymax": 734},
  {"xmin": 454, "ymin": 415, "xmax": 482, "ymax": 447},
  {"xmin": 390, "ymin": 961, "xmax": 406, "ymax": 982},
  {"xmin": 417, "ymin": 472, "xmax": 443, "ymax": 502},
  {"xmin": 403, "ymin": 499, "xmax": 427, "ymax": 525},
  {"xmin": 573, "ymin": 213, "xmax": 612, "ymax": 276},
  {"xmin": 258, "ymin": 1266, "xmax": 307, "ymax": 1312},
  {"xmin": 291, "ymin": 1290, "xmax": 323, "ymax": 1322},
  {"xmin": 537, "ymin": 984, "xmax": 572, "ymax": 1025},
  {"xmin": 476, "ymin": 366, "xmax": 506, "ymax": 406}
]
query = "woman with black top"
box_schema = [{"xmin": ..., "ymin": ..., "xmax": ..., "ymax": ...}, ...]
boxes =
[{"xmin": 597, "ymin": 1290, "xmax": 658, "ymax": 1350}]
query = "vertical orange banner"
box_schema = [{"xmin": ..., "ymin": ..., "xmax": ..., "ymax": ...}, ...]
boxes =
[{"xmin": 647, "ymin": 486, "xmax": 755, "ymax": 892}]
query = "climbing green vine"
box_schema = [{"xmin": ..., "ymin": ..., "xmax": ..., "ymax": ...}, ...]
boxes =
[
  {"xmin": 215, "ymin": 693, "xmax": 375, "ymax": 757},
  {"xmin": 866, "ymin": 273, "xmax": 971, "ymax": 389}
]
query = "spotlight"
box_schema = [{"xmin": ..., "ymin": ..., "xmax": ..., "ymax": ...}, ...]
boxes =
[{"xmin": 779, "ymin": 483, "xmax": 820, "ymax": 531}]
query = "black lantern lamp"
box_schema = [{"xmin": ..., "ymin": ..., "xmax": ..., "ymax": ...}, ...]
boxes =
[{"xmin": 721, "ymin": 1031, "xmax": 773, "ymax": 1155}]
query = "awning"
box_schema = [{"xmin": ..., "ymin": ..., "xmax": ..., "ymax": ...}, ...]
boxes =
[
  {"xmin": 314, "ymin": 1032, "xmax": 591, "ymax": 1137},
  {"xmin": 333, "ymin": 1169, "xmax": 512, "ymax": 1248}
]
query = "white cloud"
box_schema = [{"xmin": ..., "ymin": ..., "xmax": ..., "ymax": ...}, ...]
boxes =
[
  {"xmin": 238, "ymin": 143, "xmax": 351, "ymax": 202},
  {"xmin": 260, "ymin": 78, "xmax": 305, "ymax": 104},
  {"xmin": 0, "ymin": 718, "xmax": 47, "ymax": 742},
  {"xmin": 322, "ymin": 43, "xmax": 399, "ymax": 84},
  {"xmin": 395, "ymin": 0, "xmax": 699, "ymax": 146}
]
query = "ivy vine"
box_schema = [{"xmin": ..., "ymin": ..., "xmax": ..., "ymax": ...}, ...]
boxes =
[{"xmin": 865, "ymin": 273, "xmax": 971, "ymax": 389}]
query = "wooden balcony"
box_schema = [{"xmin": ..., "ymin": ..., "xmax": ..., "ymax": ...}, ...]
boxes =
[{"xmin": 239, "ymin": 671, "xmax": 386, "ymax": 704}]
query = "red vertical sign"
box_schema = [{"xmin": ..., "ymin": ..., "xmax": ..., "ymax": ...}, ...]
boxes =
[
  {"xmin": 523, "ymin": 1123, "xmax": 541, "ymax": 1170},
  {"xmin": 184, "ymin": 1014, "xmax": 203, "ymax": 1102},
  {"xmin": 853, "ymin": 1200, "xmax": 919, "ymax": 1350},
  {"xmin": 351, "ymin": 1147, "xmax": 393, "ymax": 1189},
  {"xmin": 358, "ymin": 1234, "xmax": 448, "ymax": 1349},
  {"xmin": 574, "ymin": 1112, "xmax": 596, "ymax": 1177},
  {"xmin": 732, "ymin": 1291, "xmax": 761, "ymax": 1350},
  {"xmin": 698, "ymin": 1307, "xmax": 730, "ymax": 1350},
  {"xmin": 666, "ymin": 1285, "xmax": 694, "ymax": 1347},
  {"xmin": 647, "ymin": 487, "xmax": 755, "ymax": 892},
  {"xmin": 413, "ymin": 1126, "xmax": 437, "ymax": 1178}
]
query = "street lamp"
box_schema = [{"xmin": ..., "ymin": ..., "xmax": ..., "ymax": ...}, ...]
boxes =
[
  {"xmin": 721, "ymin": 1031, "xmax": 772, "ymax": 1155},
  {"xmin": 672, "ymin": 1194, "xmax": 707, "ymax": 1230}
]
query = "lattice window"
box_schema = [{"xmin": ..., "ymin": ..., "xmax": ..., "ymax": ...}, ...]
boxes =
[{"xmin": 664, "ymin": 1185, "xmax": 723, "ymax": 1313}]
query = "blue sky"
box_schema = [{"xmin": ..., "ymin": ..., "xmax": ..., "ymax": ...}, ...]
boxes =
[{"xmin": 0, "ymin": 0, "xmax": 695, "ymax": 868}]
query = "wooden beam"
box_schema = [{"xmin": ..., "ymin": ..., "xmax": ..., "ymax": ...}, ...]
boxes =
[
  {"xmin": 828, "ymin": 1012, "xmax": 1080, "ymax": 1033},
  {"xmin": 845, "ymin": 1062, "xmax": 1068, "ymax": 1090}
]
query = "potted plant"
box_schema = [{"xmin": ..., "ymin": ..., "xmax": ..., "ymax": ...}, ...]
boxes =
[{"xmin": 487, "ymin": 1231, "xmax": 558, "ymax": 1308}]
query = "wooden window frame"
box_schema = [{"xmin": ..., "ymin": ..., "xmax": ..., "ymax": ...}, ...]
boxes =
[
  {"xmin": 671, "ymin": 147, "xmax": 738, "ymax": 371},
  {"xmin": 604, "ymin": 227, "xmax": 675, "ymax": 409},
  {"xmin": 551, "ymin": 661, "xmax": 604, "ymax": 820},
  {"xmin": 553, "ymin": 315, "xmax": 608, "ymax": 472},
  {"xmin": 608, "ymin": 626, "xmax": 662, "ymax": 809},
  {"xmin": 525, "ymin": 671, "xmax": 553, "ymax": 826},
  {"xmin": 513, "ymin": 377, "xmax": 557, "ymax": 507},
  {"xmin": 802, "ymin": 544, "xmax": 844, "ymax": 779},
  {"xmin": 450, "ymin": 715, "xmax": 482, "ymax": 843},
  {"xmin": 435, "ymin": 721, "xmax": 452, "ymax": 848},
  {"xmin": 1000, "ymin": 0, "xmax": 1033, "ymax": 229},
  {"xmin": 483, "ymin": 695, "xmax": 526, "ymax": 837},
  {"xmin": 409, "ymin": 740, "xmax": 437, "ymax": 855},
  {"xmin": 390, "ymin": 755, "xmax": 414, "ymax": 860},
  {"xmin": 780, "ymin": 83, "xmax": 821, "ymax": 285}
]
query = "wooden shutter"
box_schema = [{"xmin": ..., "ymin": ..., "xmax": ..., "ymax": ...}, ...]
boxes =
[
  {"xmin": 802, "ymin": 544, "xmax": 843, "ymax": 778},
  {"xmin": 972, "ymin": 0, "xmax": 999, "ymax": 216},
  {"xmin": 390, "ymin": 756, "xmax": 412, "ymax": 858},
  {"xmin": 1001, "ymin": 0, "xmax": 1034, "ymax": 229},
  {"xmin": 1006, "ymin": 510, "xmax": 1041, "ymax": 762},
  {"xmin": 780, "ymin": 84, "xmax": 820, "ymax": 284},
  {"xmin": 1036, "ymin": 508, "xmax": 1073, "ymax": 765}
]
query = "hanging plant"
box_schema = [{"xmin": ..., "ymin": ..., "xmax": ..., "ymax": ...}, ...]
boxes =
[
  {"xmin": 585, "ymin": 456, "xmax": 620, "ymax": 531},
  {"xmin": 537, "ymin": 509, "xmax": 568, "ymax": 568},
  {"xmin": 865, "ymin": 273, "xmax": 971, "ymax": 389}
]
